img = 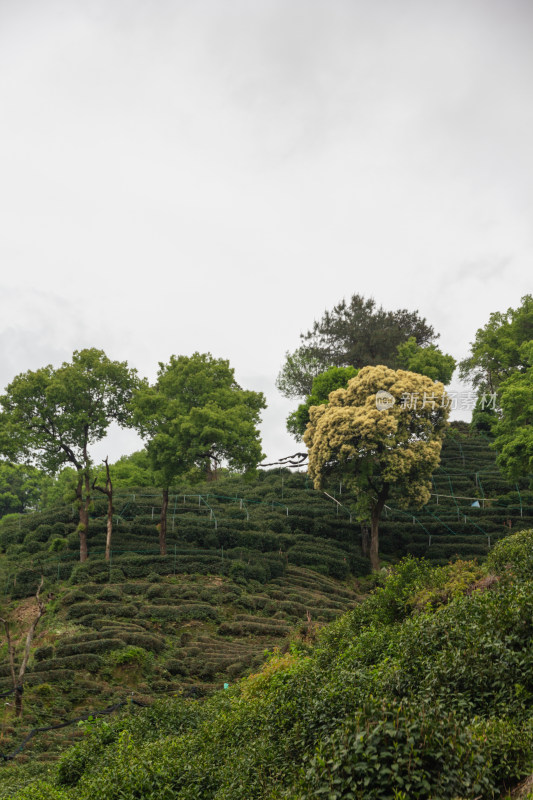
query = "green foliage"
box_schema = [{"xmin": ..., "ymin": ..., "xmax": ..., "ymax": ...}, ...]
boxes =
[
  {"xmin": 493, "ymin": 342, "xmax": 533, "ymax": 482},
  {"xmin": 0, "ymin": 461, "xmax": 53, "ymax": 518},
  {"xmin": 275, "ymin": 346, "xmax": 325, "ymax": 398},
  {"xmin": 0, "ymin": 349, "xmax": 140, "ymax": 475},
  {"xmin": 396, "ymin": 336, "xmax": 456, "ymax": 384},
  {"xmin": 486, "ymin": 528, "xmax": 533, "ymax": 580},
  {"xmin": 41, "ymin": 468, "xmax": 79, "ymax": 510},
  {"xmin": 11, "ymin": 554, "xmax": 533, "ymax": 800},
  {"xmin": 48, "ymin": 536, "xmax": 68, "ymax": 553},
  {"xmin": 8, "ymin": 782, "xmax": 70, "ymax": 800},
  {"xmin": 0, "ymin": 349, "xmax": 140, "ymax": 560},
  {"xmin": 107, "ymin": 646, "xmax": 153, "ymax": 670},
  {"xmin": 132, "ymin": 352, "xmax": 266, "ymax": 489},
  {"xmin": 301, "ymin": 698, "xmax": 491, "ymax": 799},
  {"xmin": 459, "ymin": 293, "xmax": 533, "ymax": 393},
  {"xmin": 105, "ymin": 451, "xmax": 154, "ymax": 489},
  {"xmin": 469, "ymin": 716, "xmax": 533, "ymax": 789},
  {"xmin": 286, "ymin": 366, "xmax": 358, "ymax": 440},
  {"xmin": 277, "ymin": 294, "xmax": 438, "ymax": 399},
  {"xmin": 305, "ymin": 365, "xmax": 450, "ymax": 568}
]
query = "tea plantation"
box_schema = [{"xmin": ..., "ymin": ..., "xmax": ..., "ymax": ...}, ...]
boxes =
[
  {"xmin": 3, "ymin": 530, "xmax": 533, "ymax": 799},
  {"xmin": 1, "ymin": 430, "xmax": 532, "ymax": 796}
]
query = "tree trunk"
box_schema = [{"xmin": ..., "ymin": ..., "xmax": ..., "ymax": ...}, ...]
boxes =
[
  {"xmin": 1, "ymin": 577, "xmax": 46, "ymax": 719},
  {"xmin": 160, "ymin": 488, "xmax": 169, "ymax": 556},
  {"xmin": 361, "ymin": 525, "xmax": 370, "ymax": 557},
  {"xmin": 104, "ymin": 459, "xmax": 113, "ymax": 561},
  {"xmin": 93, "ymin": 458, "xmax": 114, "ymax": 561},
  {"xmin": 105, "ymin": 501, "xmax": 113, "ymax": 562},
  {"xmin": 369, "ymin": 485, "xmax": 390, "ymax": 572},
  {"xmin": 369, "ymin": 512, "xmax": 380, "ymax": 572},
  {"xmin": 205, "ymin": 457, "xmax": 218, "ymax": 482},
  {"xmin": 75, "ymin": 476, "xmax": 89, "ymax": 562},
  {"xmin": 14, "ymin": 686, "xmax": 23, "ymax": 718}
]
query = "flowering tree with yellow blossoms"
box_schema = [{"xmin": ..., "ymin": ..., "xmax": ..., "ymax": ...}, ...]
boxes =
[{"xmin": 304, "ymin": 365, "xmax": 450, "ymax": 571}]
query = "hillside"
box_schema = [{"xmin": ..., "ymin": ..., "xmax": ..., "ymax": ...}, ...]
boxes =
[
  {"xmin": 0, "ymin": 430, "xmax": 532, "ymax": 773},
  {"xmin": 3, "ymin": 529, "xmax": 533, "ymax": 799}
]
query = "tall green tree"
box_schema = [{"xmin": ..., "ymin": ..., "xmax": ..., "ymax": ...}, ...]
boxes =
[
  {"xmin": 396, "ymin": 337, "xmax": 456, "ymax": 384},
  {"xmin": 304, "ymin": 365, "xmax": 449, "ymax": 570},
  {"xmin": 459, "ymin": 294, "xmax": 533, "ymax": 394},
  {"xmin": 277, "ymin": 294, "xmax": 438, "ymax": 398},
  {"xmin": 0, "ymin": 349, "xmax": 140, "ymax": 561},
  {"xmin": 275, "ymin": 346, "xmax": 326, "ymax": 398},
  {"xmin": 286, "ymin": 366, "xmax": 359, "ymax": 441},
  {"xmin": 108, "ymin": 450, "xmax": 154, "ymax": 489},
  {"xmin": 492, "ymin": 341, "xmax": 533, "ymax": 484},
  {"xmin": 132, "ymin": 353, "xmax": 266, "ymax": 555},
  {"xmin": 0, "ymin": 462, "xmax": 52, "ymax": 517}
]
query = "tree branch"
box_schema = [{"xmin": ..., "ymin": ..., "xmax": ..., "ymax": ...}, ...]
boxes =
[{"xmin": 17, "ymin": 576, "xmax": 46, "ymax": 683}]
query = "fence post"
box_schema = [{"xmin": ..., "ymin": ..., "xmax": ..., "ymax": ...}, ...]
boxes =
[{"xmin": 174, "ymin": 544, "xmax": 177, "ymax": 575}]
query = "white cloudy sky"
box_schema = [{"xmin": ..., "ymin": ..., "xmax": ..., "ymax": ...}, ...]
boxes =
[{"xmin": 0, "ymin": 0, "xmax": 531, "ymax": 463}]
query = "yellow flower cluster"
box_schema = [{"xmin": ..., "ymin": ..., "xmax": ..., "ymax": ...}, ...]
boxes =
[{"xmin": 304, "ymin": 365, "xmax": 449, "ymax": 504}]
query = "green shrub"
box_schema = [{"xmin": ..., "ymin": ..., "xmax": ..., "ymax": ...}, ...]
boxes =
[
  {"xmin": 301, "ymin": 699, "xmax": 492, "ymax": 799},
  {"xmin": 34, "ymin": 645, "xmax": 54, "ymax": 662},
  {"xmin": 97, "ymin": 586, "xmax": 124, "ymax": 601},
  {"xmin": 9, "ymin": 781, "xmax": 70, "ymax": 799},
  {"xmin": 469, "ymin": 716, "xmax": 533, "ymax": 789},
  {"xmin": 33, "ymin": 654, "xmax": 102, "ymax": 673},
  {"xmin": 61, "ymin": 589, "xmax": 90, "ymax": 606},
  {"xmin": 487, "ymin": 528, "xmax": 533, "ymax": 579},
  {"xmin": 55, "ymin": 638, "xmax": 125, "ymax": 657},
  {"xmin": 107, "ymin": 646, "xmax": 153, "ymax": 670}
]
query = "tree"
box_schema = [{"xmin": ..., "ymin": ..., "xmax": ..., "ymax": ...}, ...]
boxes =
[
  {"xmin": 92, "ymin": 458, "xmax": 114, "ymax": 561},
  {"xmin": 275, "ymin": 346, "xmax": 326, "ymax": 398},
  {"xmin": 108, "ymin": 451, "xmax": 154, "ymax": 489},
  {"xmin": 286, "ymin": 366, "xmax": 359, "ymax": 441},
  {"xmin": 277, "ymin": 294, "xmax": 438, "ymax": 398},
  {"xmin": 132, "ymin": 353, "xmax": 266, "ymax": 555},
  {"xmin": 459, "ymin": 294, "xmax": 533, "ymax": 394},
  {"xmin": 0, "ymin": 577, "xmax": 47, "ymax": 717},
  {"xmin": 396, "ymin": 337, "xmax": 456, "ymax": 384},
  {"xmin": 0, "ymin": 349, "xmax": 140, "ymax": 561},
  {"xmin": 493, "ymin": 342, "xmax": 533, "ymax": 484},
  {"xmin": 0, "ymin": 462, "xmax": 53, "ymax": 518},
  {"xmin": 304, "ymin": 366, "xmax": 449, "ymax": 570}
]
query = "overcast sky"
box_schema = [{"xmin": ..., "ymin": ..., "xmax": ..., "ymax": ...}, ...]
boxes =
[{"xmin": 1, "ymin": 0, "xmax": 531, "ymax": 464}]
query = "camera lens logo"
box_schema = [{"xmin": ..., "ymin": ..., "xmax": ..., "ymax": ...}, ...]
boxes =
[{"xmin": 375, "ymin": 390, "xmax": 395, "ymax": 411}]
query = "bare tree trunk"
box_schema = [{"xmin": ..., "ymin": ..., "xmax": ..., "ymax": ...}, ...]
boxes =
[
  {"xmin": 78, "ymin": 426, "xmax": 91, "ymax": 563},
  {"xmin": 93, "ymin": 458, "xmax": 113, "ymax": 561},
  {"xmin": 75, "ymin": 476, "xmax": 89, "ymax": 562},
  {"xmin": 105, "ymin": 503, "xmax": 113, "ymax": 561},
  {"xmin": 1, "ymin": 577, "xmax": 46, "ymax": 718},
  {"xmin": 205, "ymin": 456, "xmax": 219, "ymax": 482},
  {"xmin": 369, "ymin": 486, "xmax": 389, "ymax": 572},
  {"xmin": 160, "ymin": 488, "xmax": 169, "ymax": 556}
]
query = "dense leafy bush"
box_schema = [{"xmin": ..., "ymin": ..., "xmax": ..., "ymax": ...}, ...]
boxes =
[
  {"xmin": 487, "ymin": 528, "xmax": 533, "ymax": 579},
  {"xmin": 301, "ymin": 698, "xmax": 492, "ymax": 799}
]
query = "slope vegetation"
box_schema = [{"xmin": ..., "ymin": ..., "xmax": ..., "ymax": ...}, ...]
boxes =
[{"xmin": 5, "ymin": 529, "xmax": 533, "ymax": 799}]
